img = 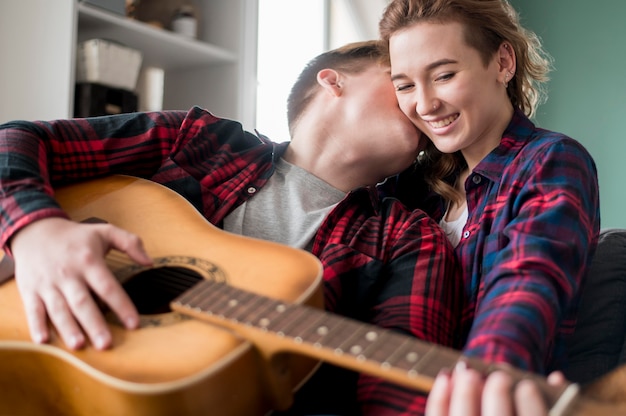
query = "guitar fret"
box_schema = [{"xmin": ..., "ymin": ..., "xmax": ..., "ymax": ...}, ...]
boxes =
[
  {"xmin": 334, "ymin": 322, "xmax": 372, "ymax": 355},
  {"xmin": 194, "ymin": 281, "xmax": 242, "ymax": 315},
  {"xmin": 356, "ymin": 329, "xmax": 394, "ymax": 363},
  {"xmin": 192, "ymin": 282, "xmax": 282, "ymax": 330},
  {"xmin": 383, "ymin": 335, "xmax": 432, "ymax": 372},
  {"xmin": 288, "ymin": 309, "xmax": 334, "ymax": 345},
  {"xmin": 175, "ymin": 279, "xmax": 223, "ymax": 310},
  {"xmin": 220, "ymin": 290, "xmax": 271, "ymax": 324},
  {"xmin": 409, "ymin": 346, "xmax": 461, "ymax": 379},
  {"xmin": 265, "ymin": 303, "xmax": 311, "ymax": 336},
  {"xmin": 246, "ymin": 299, "xmax": 293, "ymax": 330},
  {"xmin": 313, "ymin": 316, "xmax": 354, "ymax": 351}
]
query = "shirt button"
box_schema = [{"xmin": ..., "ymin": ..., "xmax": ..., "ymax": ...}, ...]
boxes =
[
  {"xmin": 472, "ymin": 175, "xmax": 482, "ymax": 184},
  {"xmin": 247, "ymin": 187, "xmax": 257, "ymax": 194},
  {"xmin": 463, "ymin": 230, "xmax": 470, "ymax": 239}
]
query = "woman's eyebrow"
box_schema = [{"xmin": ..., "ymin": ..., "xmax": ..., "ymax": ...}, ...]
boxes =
[{"xmin": 390, "ymin": 58, "xmax": 459, "ymax": 82}]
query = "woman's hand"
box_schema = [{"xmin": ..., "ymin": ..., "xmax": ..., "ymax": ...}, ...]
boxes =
[
  {"xmin": 10, "ymin": 217, "xmax": 152, "ymax": 350},
  {"xmin": 426, "ymin": 362, "xmax": 567, "ymax": 416}
]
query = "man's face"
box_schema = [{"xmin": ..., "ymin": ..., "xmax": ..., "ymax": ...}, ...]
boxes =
[{"xmin": 337, "ymin": 63, "xmax": 425, "ymax": 178}]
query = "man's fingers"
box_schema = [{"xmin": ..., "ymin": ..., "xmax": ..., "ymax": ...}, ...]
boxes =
[
  {"xmin": 41, "ymin": 286, "xmax": 86, "ymax": 350},
  {"xmin": 61, "ymin": 277, "xmax": 113, "ymax": 350},
  {"xmin": 21, "ymin": 293, "xmax": 50, "ymax": 344},
  {"xmin": 84, "ymin": 264, "xmax": 139, "ymax": 331},
  {"xmin": 103, "ymin": 225, "xmax": 153, "ymax": 267},
  {"xmin": 11, "ymin": 219, "xmax": 151, "ymax": 350}
]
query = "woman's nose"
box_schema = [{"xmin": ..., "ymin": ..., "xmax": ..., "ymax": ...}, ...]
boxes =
[{"xmin": 414, "ymin": 87, "xmax": 438, "ymax": 116}]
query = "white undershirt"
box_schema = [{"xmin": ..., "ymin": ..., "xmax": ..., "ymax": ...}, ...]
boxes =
[{"xmin": 439, "ymin": 204, "xmax": 469, "ymax": 248}]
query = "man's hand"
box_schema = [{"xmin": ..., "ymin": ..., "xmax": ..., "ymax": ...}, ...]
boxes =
[
  {"xmin": 425, "ymin": 362, "xmax": 567, "ymax": 416},
  {"xmin": 10, "ymin": 217, "xmax": 152, "ymax": 350}
]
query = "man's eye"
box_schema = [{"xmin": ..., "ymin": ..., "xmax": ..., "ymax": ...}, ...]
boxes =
[
  {"xmin": 436, "ymin": 73, "xmax": 454, "ymax": 82},
  {"xmin": 395, "ymin": 83, "xmax": 413, "ymax": 92}
]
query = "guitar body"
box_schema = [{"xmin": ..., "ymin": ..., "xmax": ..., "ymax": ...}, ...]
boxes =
[
  {"xmin": 0, "ymin": 175, "xmax": 324, "ymax": 416},
  {"xmin": 3, "ymin": 175, "xmax": 626, "ymax": 416}
]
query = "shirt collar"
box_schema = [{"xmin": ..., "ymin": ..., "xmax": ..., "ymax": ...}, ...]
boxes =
[
  {"xmin": 473, "ymin": 108, "xmax": 536, "ymax": 183},
  {"xmin": 258, "ymin": 133, "xmax": 381, "ymax": 213}
]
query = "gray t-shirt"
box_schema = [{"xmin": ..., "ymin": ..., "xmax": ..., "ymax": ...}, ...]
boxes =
[{"xmin": 223, "ymin": 158, "xmax": 346, "ymax": 250}]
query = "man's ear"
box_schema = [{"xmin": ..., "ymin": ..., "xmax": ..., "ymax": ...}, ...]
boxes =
[
  {"xmin": 497, "ymin": 41, "xmax": 517, "ymax": 84},
  {"xmin": 317, "ymin": 68, "xmax": 343, "ymax": 97}
]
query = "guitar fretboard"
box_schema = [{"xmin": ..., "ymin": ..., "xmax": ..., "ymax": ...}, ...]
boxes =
[
  {"xmin": 174, "ymin": 280, "xmax": 471, "ymax": 390},
  {"xmin": 172, "ymin": 279, "xmax": 575, "ymax": 410}
]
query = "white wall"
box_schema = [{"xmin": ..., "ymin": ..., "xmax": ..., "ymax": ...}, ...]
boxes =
[{"xmin": 0, "ymin": 0, "xmax": 76, "ymax": 122}]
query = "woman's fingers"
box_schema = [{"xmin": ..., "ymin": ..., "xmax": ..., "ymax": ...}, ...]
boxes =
[
  {"xmin": 426, "ymin": 364, "xmax": 562, "ymax": 416},
  {"xmin": 481, "ymin": 371, "xmax": 515, "ymax": 416},
  {"xmin": 426, "ymin": 370, "xmax": 453, "ymax": 416}
]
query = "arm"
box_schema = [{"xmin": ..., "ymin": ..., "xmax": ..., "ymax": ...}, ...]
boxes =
[
  {"xmin": 0, "ymin": 110, "xmax": 190, "ymax": 247},
  {"xmin": 356, "ymin": 203, "xmax": 463, "ymax": 415},
  {"xmin": 464, "ymin": 137, "xmax": 600, "ymax": 371}
]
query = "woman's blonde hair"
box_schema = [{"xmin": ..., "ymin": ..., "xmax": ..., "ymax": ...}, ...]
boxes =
[{"xmin": 379, "ymin": 0, "xmax": 553, "ymax": 203}]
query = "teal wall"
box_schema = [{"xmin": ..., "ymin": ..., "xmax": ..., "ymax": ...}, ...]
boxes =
[{"xmin": 509, "ymin": 0, "xmax": 626, "ymax": 228}]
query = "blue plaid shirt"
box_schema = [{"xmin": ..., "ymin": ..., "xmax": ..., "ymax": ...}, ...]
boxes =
[{"xmin": 389, "ymin": 109, "xmax": 600, "ymax": 374}]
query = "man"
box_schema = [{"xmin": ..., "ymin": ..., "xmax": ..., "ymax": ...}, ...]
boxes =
[{"xmin": 0, "ymin": 41, "xmax": 460, "ymax": 415}]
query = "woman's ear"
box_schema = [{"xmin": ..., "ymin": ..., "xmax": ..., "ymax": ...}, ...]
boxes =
[
  {"xmin": 317, "ymin": 68, "xmax": 343, "ymax": 97},
  {"xmin": 498, "ymin": 42, "xmax": 517, "ymax": 85}
]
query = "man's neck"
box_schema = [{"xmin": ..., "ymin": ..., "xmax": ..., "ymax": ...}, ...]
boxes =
[{"xmin": 283, "ymin": 138, "xmax": 377, "ymax": 193}]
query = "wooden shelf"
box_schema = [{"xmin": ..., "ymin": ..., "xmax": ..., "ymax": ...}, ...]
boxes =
[{"xmin": 77, "ymin": 3, "xmax": 236, "ymax": 71}]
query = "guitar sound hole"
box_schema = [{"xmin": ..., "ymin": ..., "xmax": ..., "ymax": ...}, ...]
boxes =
[{"xmin": 122, "ymin": 266, "xmax": 203, "ymax": 315}]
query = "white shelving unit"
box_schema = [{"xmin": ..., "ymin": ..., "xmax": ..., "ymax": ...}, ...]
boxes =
[
  {"xmin": 77, "ymin": 3, "xmax": 237, "ymax": 70},
  {"xmin": 0, "ymin": 0, "xmax": 258, "ymax": 128}
]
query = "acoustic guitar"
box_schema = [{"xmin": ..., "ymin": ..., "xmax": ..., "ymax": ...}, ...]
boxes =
[{"xmin": 0, "ymin": 176, "xmax": 624, "ymax": 415}]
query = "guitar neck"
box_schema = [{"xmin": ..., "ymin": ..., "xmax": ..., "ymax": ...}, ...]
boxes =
[{"xmin": 171, "ymin": 279, "xmax": 578, "ymax": 413}]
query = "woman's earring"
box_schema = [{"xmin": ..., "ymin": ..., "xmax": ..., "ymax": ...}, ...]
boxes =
[
  {"xmin": 504, "ymin": 71, "xmax": 513, "ymax": 88},
  {"xmin": 416, "ymin": 150, "xmax": 427, "ymax": 164}
]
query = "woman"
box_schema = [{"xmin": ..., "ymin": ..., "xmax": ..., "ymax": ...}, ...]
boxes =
[{"xmin": 379, "ymin": 0, "xmax": 600, "ymax": 412}]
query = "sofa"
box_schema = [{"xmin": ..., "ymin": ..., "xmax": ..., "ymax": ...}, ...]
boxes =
[{"xmin": 563, "ymin": 228, "xmax": 626, "ymax": 386}]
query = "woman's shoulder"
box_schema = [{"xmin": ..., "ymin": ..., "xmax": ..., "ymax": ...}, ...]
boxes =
[{"xmin": 524, "ymin": 127, "xmax": 595, "ymax": 165}]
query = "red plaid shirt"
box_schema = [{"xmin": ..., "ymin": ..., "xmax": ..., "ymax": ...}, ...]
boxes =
[{"xmin": 0, "ymin": 107, "xmax": 462, "ymax": 415}]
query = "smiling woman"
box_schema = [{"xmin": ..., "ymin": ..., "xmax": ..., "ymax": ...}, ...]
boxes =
[{"xmin": 378, "ymin": 0, "xmax": 600, "ymax": 413}]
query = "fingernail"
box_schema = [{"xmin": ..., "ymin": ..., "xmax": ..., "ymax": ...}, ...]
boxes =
[
  {"xmin": 93, "ymin": 333, "xmax": 109, "ymax": 350},
  {"xmin": 125, "ymin": 315, "xmax": 139, "ymax": 329},
  {"xmin": 33, "ymin": 332, "xmax": 46, "ymax": 344},
  {"xmin": 70, "ymin": 334, "xmax": 85, "ymax": 349},
  {"xmin": 455, "ymin": 360, "xmax": 468, "ymax": 373}
]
